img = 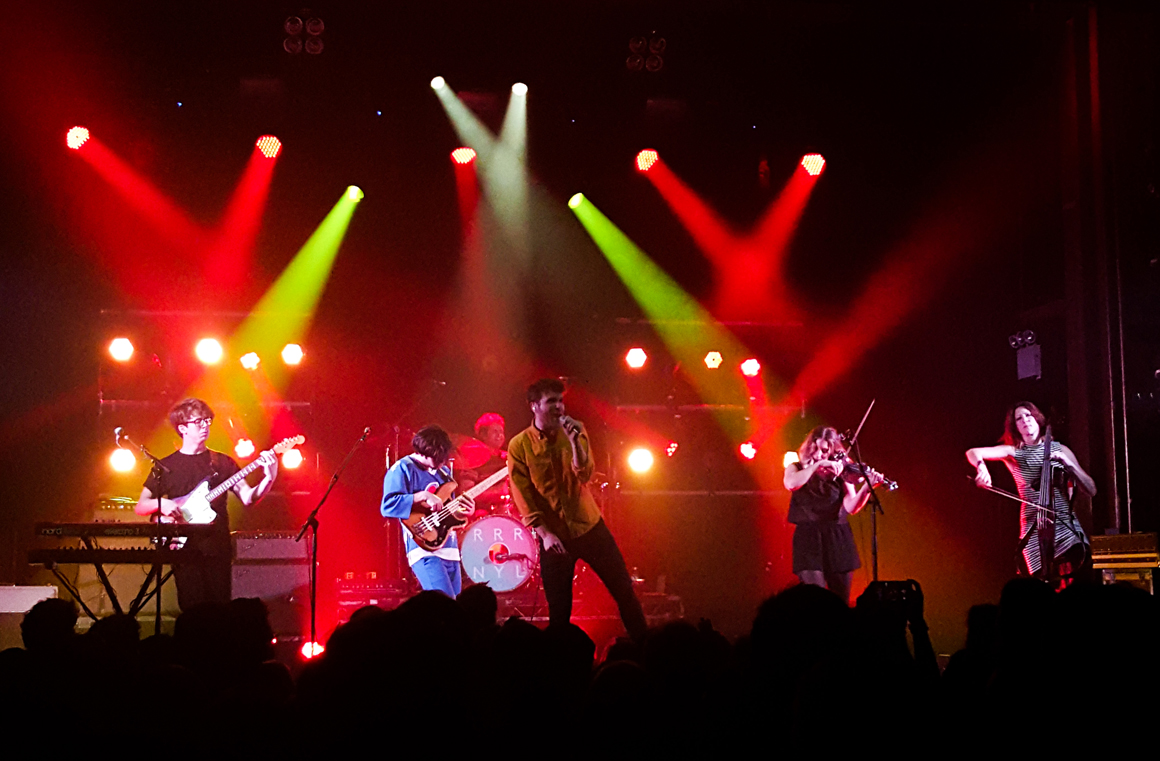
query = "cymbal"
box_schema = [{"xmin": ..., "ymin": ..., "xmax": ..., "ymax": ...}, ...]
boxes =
[{"xmin": 451, "ymin": 434, "xmax": 495, "ymax": 469}]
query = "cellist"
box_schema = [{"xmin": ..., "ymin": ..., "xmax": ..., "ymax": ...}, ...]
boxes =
[{"xmin": 966, "ymin": 402, "xmax": 1096, "ymax": 581}]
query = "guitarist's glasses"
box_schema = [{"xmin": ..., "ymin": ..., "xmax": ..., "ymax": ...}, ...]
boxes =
[{"xmin": 186, "ymin": 418, "xmax": 213, "ymax": 428}]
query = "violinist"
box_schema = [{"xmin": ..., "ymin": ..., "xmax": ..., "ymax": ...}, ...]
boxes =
[
  {"xmin": 783, "ymin": 425, "xmax": 883, "ymax": 605},
  {"xmin": 966, "ymin": 402, "xmax": 1095, "ymax": 581}
]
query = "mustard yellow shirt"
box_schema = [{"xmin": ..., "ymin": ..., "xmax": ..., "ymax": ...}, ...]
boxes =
[{"xmin": 507, "ymin": 422, "xmax": 601, "ymax": 541}]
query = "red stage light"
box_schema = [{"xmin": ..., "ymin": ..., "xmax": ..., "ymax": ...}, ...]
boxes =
[
  {"xmin": 301, "ymin": 641, "xmax": 325, "ymax": 659},
  {"xmin": 635, "ymin": 149, "xmax": 659, "ymax": 172},
  {"xmin": 740, "ymin": 358, "xmax": 761, "ymax": 377},
  {"xmin": 282, "ymin": 449, "xmax": 304, "ymax": 469},
  {"xmin": 281, "ymin": 343, "xmax": 304, "ymax": 365},
  {"xmin": 704, "ymin": 351, "xmax": 723, "ymax": 369},
  {"xmin": 109, "ymin": 338, "xmax": 134, "ymax": 362},
  {"xmin": 256, "ymin": 135, "xmax": 282, "ymax": 159},
  {"xmin": 739, "ymin": 442, "xmax": 757, "ymax": 460},
  {"xmin": 195, "ymin": 338, "xmax": 224, "ymax": 365},
  {"xmin": 451, "ymin": 147, "xmax": 477, "ymax": 165},
  {"xmin": 234, "ymin": 439, "xmax": 256, "ymax": 459},
  {"xmin": 665, "ymin": 441, "xmax": 679, "ymax": 457},
  {"xmin": 801, "ymin": 153, "xmax": 826, "ymax": 176},
  {"xmin": 625, "ymin": 347, "xmax": 648, "ymax": 369},
  {"xmin": 66, "ymin": 127, "xmax": 90, "ymax": 150}
]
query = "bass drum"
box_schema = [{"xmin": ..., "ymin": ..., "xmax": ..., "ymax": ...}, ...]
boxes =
[{"xmin": 459, "ymin": 515, "xmax": 538, "ymax": 592}]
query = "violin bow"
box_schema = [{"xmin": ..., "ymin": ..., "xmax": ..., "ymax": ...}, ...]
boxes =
[
  {"xmin": 847, "ymin": 398, "xmax": 875, "ymax": 449},
  {"xmin": 966, "ymin": 477, "xmax": 1055, "ymax": 514}
]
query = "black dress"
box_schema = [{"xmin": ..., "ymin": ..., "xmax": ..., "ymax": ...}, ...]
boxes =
[{"xmin": 788, "ymin": 462, "xmax": 861, "ymax": 575}]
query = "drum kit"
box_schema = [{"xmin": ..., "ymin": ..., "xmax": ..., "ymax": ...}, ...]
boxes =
[{"xmin": 450, "ymin": 432, "xmax": 539, "ymax": 593}]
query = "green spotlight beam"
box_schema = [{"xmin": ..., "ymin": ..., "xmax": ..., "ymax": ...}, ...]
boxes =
[
  {"xmin": 499, "ymin": 90, "xmax": 526, "ymax": 164},
  {"xmin": 570, "ymin": 196, "xmax": 785, "ymax": 423},
  {"xmin": 159, "ymin": 190, "xmax": 360, "ymax": 447},
  {"xmin": 434, "ymin": 84, "xmax": 528, "ymax": 255}
]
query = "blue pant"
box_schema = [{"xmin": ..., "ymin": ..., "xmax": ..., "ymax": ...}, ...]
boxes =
[{"xmin": 411, "ymin": 556, "xmax": 462, "ymax": 598}]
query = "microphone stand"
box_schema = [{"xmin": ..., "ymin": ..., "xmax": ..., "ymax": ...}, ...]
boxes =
[
  {"xmin": 849, "ymin": 437, "xmax": 886, "ymax": 583},
  {"xmin": 121, "ymin": 434, "xmax": 171, "ymax": 635},
  {"xmin": 296, "ymin": 427, "xmax": 369, "ymax": 652},
  {"xmin": 845, "ymin": 400, "xmax": 885, "ymax": 582}
]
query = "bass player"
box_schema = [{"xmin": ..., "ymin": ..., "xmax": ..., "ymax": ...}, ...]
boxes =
[{"xmin": 381, "ymin": 425, "xmax": 475, "ymax": 598}]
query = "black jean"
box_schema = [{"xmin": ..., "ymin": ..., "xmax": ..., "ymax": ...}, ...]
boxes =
[{"xmin": 538, "ymin": 519, "xmax": 648, "ymax": 641}]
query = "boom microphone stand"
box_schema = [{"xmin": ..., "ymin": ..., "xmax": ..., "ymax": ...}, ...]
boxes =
[
  {"xmin": 117, "ymin": 430, "xmax": 170, "ymax": 635},
  {"xmin": 845, "ymin": 400, "xmax": 885, "ymax": 582},
  {"xmin": 296, "ymin": 427, "xmax": 370, "ymax": 652}
]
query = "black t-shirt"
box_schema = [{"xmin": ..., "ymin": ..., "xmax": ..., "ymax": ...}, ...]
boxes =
[
  {"xmin": 787, "ymin": 462, "xmax": 847, "ymax": 525},
  {"xmin": 143, "ymin": 449, "xmax": 240, "ymax": 547}
]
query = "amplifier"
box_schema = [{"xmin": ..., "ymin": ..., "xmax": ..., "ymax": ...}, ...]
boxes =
[
  {"xmin": 231, "ymin": 531, "xmax": 309, "ymax": 635},
  {"xmin": 1092, "ymin": 533, "xmax": 1158, "ymax": 595},
  {"xmin": 335, "ymin": 573, "xmax": 411, "ymax": 624}
]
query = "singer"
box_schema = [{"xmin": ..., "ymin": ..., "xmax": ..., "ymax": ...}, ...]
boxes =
[
  {"xmin": 508, "ymin": 378, "xmax": 647, "ymax": 641},
  {"xmin": 133, "ymin": 398, "xmax": 279, "ymax": 610}
]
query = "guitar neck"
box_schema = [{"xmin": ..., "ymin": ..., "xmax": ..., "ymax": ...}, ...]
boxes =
[
  {"xmin": 206, "ymin": 458, "xmax": 265, "ymax": 502},
  {"xmin": 450, "ymin": 467, "xmax": 509, "ymax": 505}
]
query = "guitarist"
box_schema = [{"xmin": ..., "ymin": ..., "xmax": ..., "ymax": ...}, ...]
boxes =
[
  {"xmin": 380, "ymin": 425, "xmax": 475, "ymax": 598},
  {"xmin": 133, "ymin": 398, "xmax": 279, "ymax": 610}
]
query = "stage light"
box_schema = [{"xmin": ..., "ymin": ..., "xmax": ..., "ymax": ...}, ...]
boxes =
[
  {"xmin": 625, "ymin": 347, "xmax": 648, "ymax": 369},
  {"xmin": 739, "ymin": 442, "xmax": 757, "ymax": 460},
  {"xmin": 305, "ymin": 37, "xmax": 324, "ymax": 55},
  {"xmin": 512, "ymin": 82, "xmax": 528, "ymax": 95},
  {"xmin": 109, "ymin": 448, "xmax": 136, "ymax": 473},
  {"xmin": 665, "ymin": 441, "xmax": 679, "ymax": 457},
  {"xmin": 282, "ymin": 449, "xmax": 304, "ymax": 469},
  {"xmin": 430, "ymin": 76, "xmax": 446, "ymax": 90},
  {"xmin": 256, "ymin": 135, "xmax": 282, "ymax": 159},
  {"xmin": 635, "ymin": 149, "xmax": 659, "ymax": 172},
  {"xmin": 109, "ymin": 338, "xmax": 134, "ymax": 362},
  {"xmin": 704, "ymin": 351, "xmax": 723, "ymax": 369},
  {"xmin": 740, "ymin": 358, "xmax": 761, "ymax": 377},
  {"xmin": 234, "ymin": 439, "xmax": 256, "ymax": 459},
  {"xmin": 284, "ymin": 16, "xmax": 303, "ymax": 35},
  {"xmin": 300, "ymin": 641, "xmax": 325, "ymax": 659},
  {"xmin": 66, "ymin": 126, "xmax": 90, "ymax": 150},
  {"xmin": 281, "ymin": 343, "xmax": 304, "ymax": 365},
  {"xmin": 240, "ymin": 352, "xmax": 260, "ymax": 370},
  {"xmin": 801, "ymin": 153, "xmax": 826, "ymax": 176},
  {"xmin": 195, "ymin": 338, "xmax": 223, "ymax": 364},
  {"xmin": 305, "ymin": 17, "xmax": 325, "ymax": 35},
  {"xmin": 783, "ymin": 451, "xmax": 800, "ymax": 468},
  {"xmin": 627, "ymin": 448, "xmax": 654, "ymax": 473},
  {"xmin": 346, "ymin": 186, "xmax": 364, "ymax": 202},
  {"xmin": 283, "ymin": 37, "xmax": 303, "ymax": 54},
  {"xmin": 451, "ymin": 147, "xmax": 477, "ymax": 165},
  {"xmin": 568, "ymin": 193, "xmax": 584, "ymax": 209}
]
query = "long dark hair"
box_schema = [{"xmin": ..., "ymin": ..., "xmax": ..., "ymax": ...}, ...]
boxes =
[
  {"xmin": 798, "ymin": 425, "xmax": 846, "ymax": 463},
  {"xmin": 1002, "ymin": 401, "xmax": 1047, "ymax": 448}
]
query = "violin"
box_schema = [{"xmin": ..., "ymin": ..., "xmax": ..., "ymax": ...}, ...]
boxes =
[{"xmin": 827, "ymin": 452, "xmax": 899, "ymax": 491}]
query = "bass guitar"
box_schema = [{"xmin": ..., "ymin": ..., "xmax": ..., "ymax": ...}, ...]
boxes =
[
  {"xmin": 162, "ymin": 435, "xmax": 304, "ymax": 547},
  {"xmin": 402, "ymin": 466, "xmax": 509, "ymax": 552}
]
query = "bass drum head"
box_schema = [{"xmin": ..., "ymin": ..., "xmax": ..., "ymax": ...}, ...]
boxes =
[{"xmin": 460, "ymin": 515, "xmax": 538, "ymax": 592}]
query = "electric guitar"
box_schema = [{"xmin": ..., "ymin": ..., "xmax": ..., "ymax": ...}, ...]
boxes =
[
  {"xmin": 402, "ymin": 466, "xmax": 509, "ymax": 552},
  {"xmin": 161, "ymin": 436, "xmax": 304, "ymax": 547}
]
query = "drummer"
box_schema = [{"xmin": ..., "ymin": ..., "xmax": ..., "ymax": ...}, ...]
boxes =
[{"xmin": 454, "ymin": 413, "xmax": 509, "ymax": 514}]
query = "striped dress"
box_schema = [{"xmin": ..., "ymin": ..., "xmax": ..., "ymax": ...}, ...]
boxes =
[{"xmin": 1008, "ymin": 441, "xmax": 1087, "ymax": 575}]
